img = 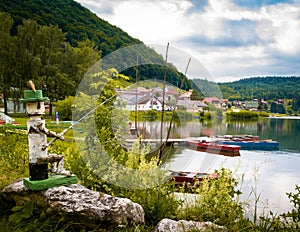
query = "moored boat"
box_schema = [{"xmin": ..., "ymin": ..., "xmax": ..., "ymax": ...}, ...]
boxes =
[
  {"xmin": 187, "ymin": 140, "xmax": 241, "ymax": 157},
  {"xmin": 220, "ymin": 140, "xmax": 279, "ymax": 150},
  {"xmin": 168, "ymin": 170, "xmax": 217, "ymax": 187},
  {"xmin": 216, "ymin": 134, "xmax": 260, "ymax": 141}
]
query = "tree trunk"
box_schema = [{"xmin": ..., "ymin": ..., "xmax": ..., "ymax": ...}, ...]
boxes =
[{"xmin": 3, "ymin": 94, "xmax": 8, "ymax": 115}]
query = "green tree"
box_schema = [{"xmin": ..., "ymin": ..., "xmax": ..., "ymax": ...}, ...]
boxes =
[
  {"xmin": 270, "ymin": 102, "xmax": 277, "ymax": 113},
  {"xmin": 54, "ymin": 96, "xmax": 74, "ymax": 121},
  {"xmin": 190, "ymin": 89, "xmax": 202, "ymax": 100},
  {"xmin": 0, "ymin": 13, "xmax": 17, "ymax": 114}
]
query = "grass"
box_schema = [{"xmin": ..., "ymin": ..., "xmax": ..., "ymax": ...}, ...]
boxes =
[{"xmin": 0, "ymin": 120, "xmax": 300, "ymax": 231}]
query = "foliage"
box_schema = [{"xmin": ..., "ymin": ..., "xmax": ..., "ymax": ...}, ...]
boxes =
[
  {"xmin": 0, "ymin": 13, "xmax": 100, "ymax": 113},
  {"xmin": 0, "ymin": 12, "xmax": 17, "ymax": 114},
  {"xmin": 192, "ymin": 79, "xmax": 223, "ymax": 98},
  {"xmin": 54, "ymin": 96, "xmax": 74, "ymax": 121},
  {"xmin": 270, "ymin": 102, "xmax": 286, "ymax": 114},
  {"xmin": 0, "ymin": 0, "xmax": 192, "ymax": 91},
  {"xmin": 281, "ymin": 185, "xmax": 300, "ymax": 230},
  {"xmin": 258, "ymin": 111, "xmax": 269, "ymax": 117},
  {"xmin": 226, "ymin": 110, "xmax": 260, "ymax": 120},
  {"xmin": 0, "ymin": 127, "xmax": 28, "ymax": 189},
  {"xmin": 1, "ymin": 125, "xmax": 300, "ymax": 230},
  {"xmin": 199, "ymin": 111, "xmax": 212, "ymax": 119},
  {"xmin": 144, "ymin": 109, "xmax": 158, "ymax": 119},
  {"xmin": 177, "ymin": 168, "xmax": 247, "ymax": 229},
  {"xmin": 104, "ymin": 141, "xmax": 181, "ymax": 226},
  {"xmin": 219, "ymin": 76, "xmax": 300, "ymax": 101}
]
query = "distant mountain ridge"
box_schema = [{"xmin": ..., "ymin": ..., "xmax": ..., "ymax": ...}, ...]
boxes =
[
  {"xmin": 193, "ymin": 76, "xmax": 300, "ymax": 100},
  {"xmin": 1, "ymin": 0, "xmax": 297, "ymax": 97}
]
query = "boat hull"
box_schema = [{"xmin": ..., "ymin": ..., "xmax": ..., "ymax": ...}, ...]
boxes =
[
  {"xmin": 169, "ymin": 171, "xmax": 217, "ymax": 187},
  {"xmin": 187, "ymin": 141, "xmax": 241, "ymax": 157},
  {"xmin": 220, "ymin": 140, "xmax": 279, "ymax": 150}
]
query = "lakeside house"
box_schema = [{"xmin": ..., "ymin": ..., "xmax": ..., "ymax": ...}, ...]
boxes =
[
  {"xmin": 244, "ymin": 101, "xmax": 259, "ymax": 111},
  {"xmin": 203, "ymin": 97, "xmax": 228, "ymax": 109},
  {"xmin": 117, "ymin": 87, "xmax": 208, "ymax": 112}
]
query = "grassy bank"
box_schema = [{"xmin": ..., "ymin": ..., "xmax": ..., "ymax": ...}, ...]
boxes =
[{"xmin": 0, "ymin": 126, "xmax": 299, "ymax": 231}]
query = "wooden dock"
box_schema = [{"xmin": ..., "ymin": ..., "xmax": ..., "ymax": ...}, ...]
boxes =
[{"xmin": 124, "ymin": 137, "xmax": 217, "ymax": 147}]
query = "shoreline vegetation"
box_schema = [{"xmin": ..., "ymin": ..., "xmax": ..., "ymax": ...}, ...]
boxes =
[{"xmin": 0, "ymin": 120, "xmax": 300, "ymax": 231}]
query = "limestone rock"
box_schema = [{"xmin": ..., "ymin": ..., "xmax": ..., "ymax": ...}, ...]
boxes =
[
  {"xmin": 155, "ymin": 218, "xmax": 225, "ymax": 232},
  {"xmin": 2, "ymin": 179, "xmax": 144, "ymax": 229}
]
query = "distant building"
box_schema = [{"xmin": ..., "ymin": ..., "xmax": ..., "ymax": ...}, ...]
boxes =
[
  {"xmin": 179, "ymin": 90, "xmax": 193, "ymax": 100},
  {"xmin": 244, "ymin": 101, "xmax": 259, "ymax": 111},
  {"xmin": 203, "ymin": 97, "xmax": 223, "ymax": 108},
  {"xmin": 177, "ymin": 100, "xmax": 208, "ymax": 112},
  {"xmin": 124, "ymin": 95, "xmax": 164, "ymax": 111}
]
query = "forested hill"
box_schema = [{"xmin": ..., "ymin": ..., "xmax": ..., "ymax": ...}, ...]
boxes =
[
  {"xmin": 0, "ymin": 0, "xmax": 141, "ymax": 56},
  {"xmin": 0, "ymin": 0, "xmax": 191, "ymax": 89},
  {"xmin": 193, "ymin": 76, "xmax": 300, "ymax": 100}
]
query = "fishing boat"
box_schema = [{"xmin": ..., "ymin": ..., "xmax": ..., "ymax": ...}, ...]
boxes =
[
  {"xmin": 216, "ymin": 134, "xmax": 260, "ymax": 141},
  {"xmin": 187, "ymin": 140, "xmax": 241, "ymax": 157},
  {"xmin": 219, "ymin": 140, "xmax": 279, "ymax": 150},
  {"xmin": 168, "ymin": 170, "xmax": 217, "ymax": 187}
]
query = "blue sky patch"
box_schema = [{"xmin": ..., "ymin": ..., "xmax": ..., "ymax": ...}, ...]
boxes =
[
  {"xmin": 233, "ymin": 0, "xmax": 295, "ymax": 9},
  {"xmin": 187, "ymin": 0, "xmax": 208, "ymax": 13}
]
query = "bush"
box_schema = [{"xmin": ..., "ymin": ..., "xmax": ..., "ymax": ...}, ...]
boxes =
[
  {"xmin": 177, "ymin": 168, "xmax": 248, "ymax": 229},
  {"xmin": 259, "ymin": 111, "xmax": 269, "ymax": 117},
  {"xmin": 145, "ymin": 109, "xmax": 158, "ymax": 119},
  {"xmin": 227, "ymin": 110, "xmax": 259, "ymax": 119},
  {"xmin": 0, "ymin": 127, "xmax": 28, "ymax": 189},
  {"xmin": 54, "ymin": 96, "xmax": 74, "ymax": 121}
]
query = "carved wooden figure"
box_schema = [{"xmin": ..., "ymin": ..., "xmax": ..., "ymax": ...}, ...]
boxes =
[{"xmin": 21, "ymin": 84, "xmax": 71, "ymax": 181}]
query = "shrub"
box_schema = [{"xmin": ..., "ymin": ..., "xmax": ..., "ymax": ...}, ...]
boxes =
[
  {"xmin": 227, "ymin": 110, "xmax": 259, "ymax": 119},
  {"xmin": 281, "ymin": 185, "xmax": 300, "ymax": 230},
  {"xmin": 54, "ymin": 96, "xmax": 74, "ymax": 121},
  {"xmin": 0, "ymin": 127, "xmax": 28, "ymax": 189},
  {"xmin": 258, "ymin": 111, "xmax": 269, "ymax": 117},
  {"xmin": 177, "ymin": 168, "xmax": 248, "ymax": 229}
]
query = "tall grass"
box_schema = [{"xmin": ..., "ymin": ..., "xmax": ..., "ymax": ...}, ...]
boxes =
[{"xmin": 0, "ymin": 126, "xmax": 300, "ymax": 231}]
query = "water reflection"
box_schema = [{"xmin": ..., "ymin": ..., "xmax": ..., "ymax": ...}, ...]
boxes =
[
  {"xmin": 127, "ymin": 117, "xmax": 300, "ymax": 215},
  {"xmin": 167, "ymin": 148, "xmax": 300, "ymax": 216},
  {"xmin": 159, "ymin": 117, "xmax": 300, "ymax": 215}
]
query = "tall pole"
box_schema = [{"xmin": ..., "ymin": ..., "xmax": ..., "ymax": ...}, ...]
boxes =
[
  {"xmin": 158, "ymin": 42, "xmax": 169, "ymax": 163},
  {"xmin": 135, "ymin": 55, "xmax": 139, "ymax": 138}
]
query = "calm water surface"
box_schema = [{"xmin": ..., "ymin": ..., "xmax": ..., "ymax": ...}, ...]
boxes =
[{"xmin": 165, "ymin": 117, "xmax": 300, "ymax": 216}]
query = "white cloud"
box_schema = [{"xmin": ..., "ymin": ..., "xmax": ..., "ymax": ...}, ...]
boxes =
[
  {"xmin": 75, "ymin": 0, "xmax": 300, "ymax": 82},
  {"xmin": 256, "ymin": 4, "xmax": 300, "ymax": 54}
]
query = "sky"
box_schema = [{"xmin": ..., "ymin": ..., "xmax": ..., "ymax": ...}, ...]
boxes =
[{"xmin": 75, "ymin": 0, "xmax": 300, "ymax": 82}]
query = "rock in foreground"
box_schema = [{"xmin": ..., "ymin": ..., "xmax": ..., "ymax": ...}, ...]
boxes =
[
  {"xmin": 155, "ymin": 218, "xmax": 225, "ymax": 232},
  {"xmin": 2, "ymin": 179, "xmax": 144, "ymax": 229}
]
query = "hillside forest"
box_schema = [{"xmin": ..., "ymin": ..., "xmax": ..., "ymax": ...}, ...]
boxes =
[
  {"xmin": 0, "ymin": 0, "xmax": 299, "ymax": 115},
  {"xmin": 193, "ymin": 77, "xmax": 300, "ymax": 114},
  {"xmin": 0, "ymin": 0, "xmax": 192, "ymax": 115}
]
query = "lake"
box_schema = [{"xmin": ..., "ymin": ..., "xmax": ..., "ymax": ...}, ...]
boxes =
[{"xmin": 136, "ymin": 117, "xmax": 300, "ymax": 216}]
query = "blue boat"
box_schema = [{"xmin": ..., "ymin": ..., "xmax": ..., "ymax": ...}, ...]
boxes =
[{"xmin": 220, "ymin": 140, "xmax": 279, "ymax": 150}]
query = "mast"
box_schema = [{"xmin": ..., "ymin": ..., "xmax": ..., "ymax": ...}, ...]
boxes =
[
  {"xmin": 158, "ymin": 42, "xmax": 169, "ymax": 163},
  {"xmin": 134, "ymin": 55, "xmax": 140, "ymax": 138},
  {"xmin": 157, "ymin": 57, "xmax": 191, "ymax": 164}
]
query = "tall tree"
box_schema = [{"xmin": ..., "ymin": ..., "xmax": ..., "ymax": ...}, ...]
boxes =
[{"xmin": 0, "ymin": 13, "xmax": 17, "ymax": 114}]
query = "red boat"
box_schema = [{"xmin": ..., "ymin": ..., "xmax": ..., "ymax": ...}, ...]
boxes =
[
  {"xmin": 187, "ymin": 140, "xmax": 241, "ymax": 157},
  {"xmin": 169, "ymin": 170, "xmax": 217, "ymax": 187}
]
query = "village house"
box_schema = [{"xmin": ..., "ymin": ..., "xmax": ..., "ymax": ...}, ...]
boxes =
[
  {"xmin": 203, "ymin": 97, "xmax": 228, "ymax": 108},
  {"xmin": 117, "ymin": 87, "xmax": 210, "ymax": 112},
  {"xmin": 244, "ymin": 101, "xmax": 259, "ymax": 111},
  {"xmin": 177, "ymin": 100, "xmax": 208, "ymax": 112},
  {"xmin": 124, "ymin": 95, "xmax": 164, "ymax": 111},
  {"xmin": 179, "ymin": 90, "xmax": 193, "ymax": 100}
]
